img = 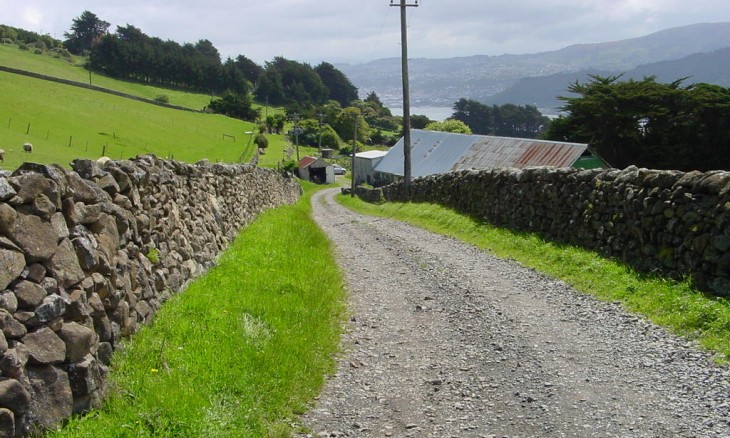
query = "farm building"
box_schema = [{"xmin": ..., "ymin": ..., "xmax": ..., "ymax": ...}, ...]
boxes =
[
  {"xmin": 298, "ymin": 156, "xmax": 335, "ymax": 184},
  {"xmin": 372, "ymin": 129, "xmax": 606, "ymax": 186},
  {"xmin": 353, "ymin": 150, "xmax": 388, "ymax": 186}
]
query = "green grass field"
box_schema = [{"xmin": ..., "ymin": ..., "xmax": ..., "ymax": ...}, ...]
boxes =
[
  {"xmin": 0, "ymin": 43, "xmax": 291, "ymax": 170},
  {"xmin": 0, "ymin": 70, "xmax": 261, "ymax": 170},
  {"xmin": 337, "ymin": 196, "xmax": 730, "ymax": 363},
  {"xmin": 50, "ymin": 183, "xmax": 346, "ymax": 438},
  {"xmin": 0, "ymin": 44, "xmax": 214, "ymax": 111}
]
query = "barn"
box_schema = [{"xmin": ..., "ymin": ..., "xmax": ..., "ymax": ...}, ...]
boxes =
[{"xmin": 372, "ymin": 129, "xmax": 606, "ymax": 186}]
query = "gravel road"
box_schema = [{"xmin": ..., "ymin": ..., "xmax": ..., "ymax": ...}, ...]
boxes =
[{"xmin": 297, "ymin": 188, "xmax": 730, "ymax": 438}]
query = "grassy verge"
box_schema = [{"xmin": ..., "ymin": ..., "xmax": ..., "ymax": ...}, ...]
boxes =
[
  {"xmin": 337, "ymin": 196, "xmax": 730, "ymax": 363},
  {"xmin": 51, "ymin": 183, "xmax": 346, "ymax": 437}
]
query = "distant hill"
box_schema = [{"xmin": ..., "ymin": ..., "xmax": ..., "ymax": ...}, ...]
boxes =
[
  {"xmin": 487, "ymin": 47, "xmax": 730, "ymax": 111},
  {"xmin": 339, "ymin": 22, "xmax": 730, "ymax": 108}
]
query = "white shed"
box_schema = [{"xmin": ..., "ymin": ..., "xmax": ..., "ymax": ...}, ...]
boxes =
[{"xmin": 354, "ymin": 150, "xmax": 388, "ymax": 186}]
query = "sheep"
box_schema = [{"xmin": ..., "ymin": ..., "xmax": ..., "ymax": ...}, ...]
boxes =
[
  {"xmin": 0, "ymin": 149, "xmax": 4, "ymax": 163},
  {"xmin": 23, "ymin": 143, "xmax": 32, "ymax": 153}
]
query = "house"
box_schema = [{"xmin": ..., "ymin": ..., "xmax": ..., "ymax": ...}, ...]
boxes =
[
  {"xmin": 298, "ymin": 156, "xmax": 335, "ymax": 184},
  {"xmin": 353, "ymin": 150, "xmax": 388, "ymax": 186},
  {"xmin": 373, "ymin": 129, "xmax": 606, "ymax": 185}
]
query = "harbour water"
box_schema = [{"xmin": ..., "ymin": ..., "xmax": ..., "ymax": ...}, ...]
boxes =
[
  {"xmin": 388, "ymin": 106, "xmax": 454, "ymax": 122},
  {"xmin": 387, "ymin": 106, "xmax": 561, "ymax": 122}
]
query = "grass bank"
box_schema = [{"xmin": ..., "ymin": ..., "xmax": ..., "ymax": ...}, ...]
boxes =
[
  {"xmin": 51, "ymin": 183, "xmax": 346, "ymax": 437},
  {"xmin": 337, "ymin": 196, "xmax": 730, "ymax": 363}
]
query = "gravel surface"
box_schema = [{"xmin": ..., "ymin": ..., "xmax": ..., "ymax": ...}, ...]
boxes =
[{"xmin": 297, "ymin": 188, "xmax": 730, "ymax": 438}]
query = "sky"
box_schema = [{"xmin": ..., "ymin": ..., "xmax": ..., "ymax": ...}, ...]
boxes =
[{"xmin": 2, "ymin": 0, "xmax": 729, "ymax": 65}]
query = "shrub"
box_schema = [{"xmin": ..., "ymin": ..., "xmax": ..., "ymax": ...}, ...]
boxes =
[
  {"xmin": 254, "ymin": 134, "xmax": 268, "ymax": 149},
  {"xmin": 154, "ymin": 94, "xmax": 170, "ymax": 104},
  {"xmin": 18, "ymin": 44, "xmax": 28, "ymax": 51},
  {"xmin": 282, "ymin": 159, "xmax": 298, "ymax": 173},
  {"xmin": 320, "ymin": 125, "xmax": 341, "ymax": 149},
  {"xmin": 208, "ymin": 91, "xmax": 259, "ymax": 122},
  {"xmin": 339, "ymin": 145, "xmax": 351, "ymax": 156}
]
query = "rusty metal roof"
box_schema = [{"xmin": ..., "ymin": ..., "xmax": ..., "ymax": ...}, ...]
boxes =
[
  {"xmin": 299, "ymin": 156, "xmax": 332, "ymax": 169},
  {"xmin": 299, "ymin": 156, "xmax": 318, "ymax": 169},
  {"xmin": 374, "ymin": 130, "xmax": 590, "ymax": 177}
]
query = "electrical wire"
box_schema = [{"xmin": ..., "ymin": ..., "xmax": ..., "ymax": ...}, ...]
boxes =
[{"xmin": 366, "ymin": 3, "xmax": 397, "ymax": 63}]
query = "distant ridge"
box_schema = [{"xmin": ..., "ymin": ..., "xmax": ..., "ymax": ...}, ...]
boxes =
[
  {"xmin": 488, "ymin": 47, "xmax": 730, "ymax": 111},
  {"xmin": 339, "ymin": 22, "xmax": 730, "ymax": 108}
]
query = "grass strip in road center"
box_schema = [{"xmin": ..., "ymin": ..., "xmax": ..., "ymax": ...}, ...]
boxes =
[
  {"xmin": 337, "ymin": 195, "xmax": 730, "ymax": 364},
  {"xmin": 51, "ymin": 183, "xmax": 346, "ymax": 437}
]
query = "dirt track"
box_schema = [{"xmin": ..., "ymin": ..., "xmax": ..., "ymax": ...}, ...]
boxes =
[{"xmin": 298, "ymin": 188, "xmax": 730, "ymax": 438}]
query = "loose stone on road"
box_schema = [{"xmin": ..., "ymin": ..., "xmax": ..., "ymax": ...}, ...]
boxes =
[{"xmin": 298, "ymin": 188, "xmax": 730, "ymax": 438}]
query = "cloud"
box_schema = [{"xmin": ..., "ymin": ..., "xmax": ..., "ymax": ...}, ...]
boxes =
[
  {"xmin": 21, "ymin": 7, "xmax": 43, "ymax": 28},
  {"xmin": 2, "ymin": 0, "xmax": 729, "ymax": 64}
]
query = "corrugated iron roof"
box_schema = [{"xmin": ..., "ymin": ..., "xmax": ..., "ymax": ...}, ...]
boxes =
[
  {"xmin": 299, "ymin": 156, "xmax": 318, "ymax": 169},
  {"xmin": 356, "ymin": 150, "xmax": 388, "ymax": 159},
  {"xmin": 300, "ymin": 156, "xmax": 333, "ymax": 169},
  {"xmin": 374, "ymin": 130, "xmax": 589, "ymax": 177}
]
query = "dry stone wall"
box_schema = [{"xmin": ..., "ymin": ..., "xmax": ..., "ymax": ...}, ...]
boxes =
[
  {"xmin": 370, "ymin": 166, "xmax": 730, "ymax": 297},
  {"xmin": 0, "ymin": 155, "xmax": 300, "ymax": 436}
]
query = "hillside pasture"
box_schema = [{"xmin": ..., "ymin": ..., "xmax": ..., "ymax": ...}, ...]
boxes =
[
  {"xmin": 0, "ymin": 71, "xmax": 259, "ymax": 170},
  {"xmin": 0, "ymin": 44, "xmax": 216, "ymax": 111}
]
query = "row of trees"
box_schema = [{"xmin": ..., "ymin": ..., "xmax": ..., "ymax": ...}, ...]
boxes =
[
  {"xmin": 257, "ymin": 58, "xmax": 358, "ymax": 108},
  {"xmin": 63, "ymin": 11, "xmax": 258, "ymax": 94},
  {"xmin": 545, "ymin": 75, "xmax": 730, "ymax": 171},
  {"xmin": 87, "ymin": 24, "xmax": 256, "ymax": 95},
  {"xmin": 449, "ymin": 99, "xmax": 551, "ymax": 138},
  {"xmin": 64, "ymin": 11, "xmax": 361, "ymax": 124}
]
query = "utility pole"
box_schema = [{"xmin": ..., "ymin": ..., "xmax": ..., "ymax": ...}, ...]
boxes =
[
  {"xmin": 351, "ymin": 114, "xmax": 358, "ymax": 197},
  {"xmin": 390, "ymin": 0, "xmax": 418, "ymax": 197},
  {"xmin": 318, "ymin": 113, "xmax": 324, "ymax": 155},
  {"xmin": 291, "ymin": 114, "xmax": 301, "ymax": 162}
]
